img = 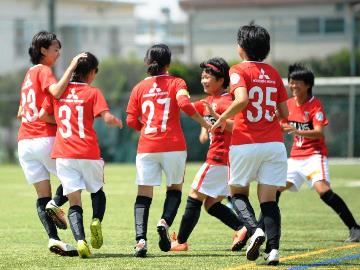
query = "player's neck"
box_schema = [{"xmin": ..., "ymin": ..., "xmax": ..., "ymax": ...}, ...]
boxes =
[{"xmin": 295, "ymin": 95, "xmax": 310, "ymax": 106}]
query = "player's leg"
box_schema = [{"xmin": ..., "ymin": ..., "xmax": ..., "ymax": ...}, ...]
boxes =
[
  {"xmin": 45, "ymin": 184, "xmax": 68, "ymax": 230},
  {"xmin": 134, "ymin": 185, "xmax": 153, "ymax": 257},
  {"xmin": 315, "ymin": 181, "xmax": 360, "ymax": 242},
  {"xmin": 67, "ymin": 191, "xmax": 90, "ymax": 258},
  {"xmin": 204, "ymin": 196, "xmax": 247, "ymax": 251},
  {"xmin": 90, "ymin": 188, "xmax": 106, "ymax": 249},
  {"xmin": 158, "ymin": 151, "xmax": 186, "ymax": 252},
  {"xmin": 171, "ymin": 189, "xmax": 205, "ymax": 251}
]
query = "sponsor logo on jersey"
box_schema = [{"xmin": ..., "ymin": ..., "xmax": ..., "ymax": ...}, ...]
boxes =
[
  {"xmin": 143, "ymin": 82, "xmax": 168, "ymax": 97},
  {"xmin": 258, "ymin": 68, "xmax": 270, "ymax": 80},
  {"xmin": 60, "ymin": 88, "xmax": 84, "ymax": 103},
  {"xmin": 253, "ymin": 68, "xmax": 275, "ymax": 84}
]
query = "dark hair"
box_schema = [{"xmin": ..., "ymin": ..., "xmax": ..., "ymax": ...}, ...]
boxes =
[
  {"xmin": 288, "ymin": 63, "xmax": 314, "ymax": 96},
  {"xmin": 144, "ymin": 44, "xmax": 171, "ymax": 76},
  {"xmin": 237, "ymin": 24, "xmax": 270, "ymax": 61},
  {"xmin": 28, "ymin": 31, "xmax": 61, "ymax": 64},
  {"xmin": 71, "ymin": 52, "xmax": 98, "ymax": 82},
  {"xmin": 200, "ymin": 57, "xmax": 230, "ymax": 88}
]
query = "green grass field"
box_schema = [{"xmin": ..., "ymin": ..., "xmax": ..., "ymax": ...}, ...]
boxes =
[{"xmin": 0, "ymin": 163, "xmax": 359, "ymax": 270}]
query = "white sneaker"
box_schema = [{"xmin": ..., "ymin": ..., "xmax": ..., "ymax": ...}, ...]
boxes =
[
  {"xmin": 157, "ymin": 219, "xmax": 171, "ymax": 252},
  {"xmin": 246, "ymin": 228, "xmax": 265, "ymax": 261},
  {"xmin": 134, "ymin": 239, "xmax": 147, "ymax": 257},
  {"xmin": 261, "ymin": 249, "xmax": 279, "ymax": 265},
  {"xmin": 48, "ymin": 238, "xmax": 78, "ymax": 257},
  {"xmin": 345, "ymin": 227, "xmax": 360, "ymax": 242}
]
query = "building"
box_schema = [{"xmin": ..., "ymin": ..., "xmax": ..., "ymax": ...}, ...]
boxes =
[
  {"xmin": 0, "ymin": 0, "xmax": 137, "ymax": 74},
  {"xmin": 179, "ymin": 0, "xmax": 360, "ymax": 63}
]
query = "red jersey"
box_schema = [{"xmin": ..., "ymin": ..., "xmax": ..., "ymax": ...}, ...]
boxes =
[
  {"xmin": 287, "ymin": 96, "xmax": 328, "ymax": 158},
  {"xmin": 18, "ymin": 65, "xmax": 57, "ymax": 141},
  {"xmin": 229, "ymin": 61, "xmax": 288, "ymax": 145},
  {"xmin": 126, "ymin": 75, "xmax": 188, "ymax": 153},
  {"xmin": 194, "ymin": 93, "xmax": 232, "ymax": 165},
  {"xmin": 42, "ymin": 82, "xmax": 109, "ymax": 159}
]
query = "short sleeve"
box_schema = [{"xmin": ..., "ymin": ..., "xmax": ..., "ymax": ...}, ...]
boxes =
[
  {"xmin": 126, "ymin": 85, "xmax": 141, "ymax": 117},
  {"xmin": 193, "ymin": 100, "xmax": 205, "ymax": 116},
  {"xmin": 229, "ymin": 66, "xmax": 247, "ymax": 95},
  {"xmin": 93, "ymin": 88, "xmax": 110, "ymax": 118},
  {"xmin": 39, "ymin": 66, "xmax": 57, "ymax": 93},
  {"xmin": 312, "ymin": 100, "xmax": 328, "ymax": 127},
  {"xmin": 174, "ymin": 78, "xmax": 188, "ymax": 94}
]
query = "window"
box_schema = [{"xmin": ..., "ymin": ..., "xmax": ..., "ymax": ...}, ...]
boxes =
[
  {"xmin": 298, "ymin": 18, "xmax": 320, "ymax": 34},
  {"xmin": 324, "ymin": 18, "xmax": 344, "ymax": 33}
]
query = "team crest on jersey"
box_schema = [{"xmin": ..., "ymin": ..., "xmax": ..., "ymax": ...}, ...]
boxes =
[
  {"xmin": 230, "ymin": 73, "xmax": 240, "ymax": 85},
  {"xmin": 303, "ymin": 111, "xmax": 310, "ymax": 122},
  {"xmin": 315, "ymin": 111, "xmax": 324, "ymax": 121},
  {"xmin": 258, "ymin": 68, "xmax": 270, "ymax": 80}
]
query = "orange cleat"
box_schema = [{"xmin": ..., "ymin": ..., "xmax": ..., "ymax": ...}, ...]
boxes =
[
  {"xmin": 231, "ymin": 226, "xmax": 248, "ymax": 251},
  {"xmin": 170, "ymin": 232, "xmax": 188, "ymax": 251}
]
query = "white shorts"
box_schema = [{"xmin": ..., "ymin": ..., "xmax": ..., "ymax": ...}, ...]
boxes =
[
  {"xmin": 136, "ymin": 151, "xmax": 187, "ymax": 186},
  {"xmin": 18, "ymin": 137, "xmax": 57, "ymax": 184},
  {"xmin": 56, "ymin": 158, "xmax": 104, "ymax": 195},
  {"xmin": 229, "ymin": 142, "xmax": 287, "ymax": 187},
  {"xmin": 191, "ymin": 163, "xmax": 229, "ymax": 198},
  {"xmin": 287, "ymin": 154, "xmax": 330, "ymax": 192}
]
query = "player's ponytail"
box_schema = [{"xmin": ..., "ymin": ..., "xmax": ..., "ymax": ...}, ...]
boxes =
[{"xmin": 144, "ymin": 44, "xmax": 171, "ymax": 76}]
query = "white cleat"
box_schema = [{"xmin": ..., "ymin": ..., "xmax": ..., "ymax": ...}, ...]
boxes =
[
  {"xmin": 48, "ymin": 238, "xmax": 78, "ymax": 257},
  {"xmin": 246, "ymin": 228, "xmax": 265, "ymax": 261},
  {"xmin": 345, "ymin": 227, "xmax": 360, "ymax": 242},
  {"xmin": 134, "ymin": 239, "xmax": 147, "ymax": 257},
  {"xmin": 259, "ymin": 249, "xmax": 279, "ymax": 266}
]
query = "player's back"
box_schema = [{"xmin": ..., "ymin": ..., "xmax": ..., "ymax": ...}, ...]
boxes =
[
  {"xmin": 129, "ymin": 74, "xmax": 187, "ymax": 153},
  {"xmin": 50, "ymin": 82, "xmax": 109, "ymax": 159},
  {"xmin": 18, "ymin": 65, "xmax": 57, "ymax": 140},
  {"xmin": 229, "ymin": 61, "xmax": 288, "ymax": 145}
]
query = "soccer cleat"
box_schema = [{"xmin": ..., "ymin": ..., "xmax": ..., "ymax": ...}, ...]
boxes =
[
  {"xmin": 246, "ymin": 228, "xmax": 265, "ymax": 261},
  {"xmin": 259, "ymin": 249, "xmax": 279, "ymax": 266},
  {"xmin": 45, "ymin": 200, "xmax": 67, "ymax": 230},
  {"xmin": 157, "ymin": 219, "xmax": 171, "ymax": 252},
  {"xmin": 77, "ymin": 240, "xmax": 91, "ymax": 258},
  {"xmin": 134, "ymin": 239, "xmax": 147, "ymax": 257},
  {"xmin": 90, "ymin": 218, "xmax": 103, "ymax": 249},
  {"xmin": 231, "ymin": 226, "xmax": 248, "ymax": 251},
  {"xmin": 345, "ymin": 227, "xmax": 360, "ymax": 242},
  {"xmin": 170, "ymin": 232, "xmax": 188, "ymax": 251},
  {"xmin": 48, "ymin": 238, "xmax": 78, "ymax": 257}
]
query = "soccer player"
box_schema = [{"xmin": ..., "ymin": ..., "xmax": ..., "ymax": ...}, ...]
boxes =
[
  {"xmin": 40, "ymin": 52, "xmax": 123, "ymax": 258},
  {"xmin": 212, "ymin": 24, "xmax": 288, "ymax": 265},
  {"xmin": 170, "ymin": 57, "xmax": 247, "ymax": 252},
  {"xmin": 126, "ymin": 44, "xmax": 211, "ymax": 257},
  {"xmin": 279, "ymin": 63, "xmax": 360, "ymax": 242},
  {"xmin": 17, "ymin": 31, "xmax": 85, "ymax": 256}
]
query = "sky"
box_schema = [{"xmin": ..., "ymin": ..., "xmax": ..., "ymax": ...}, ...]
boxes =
[{"xmin": 134, "ymin": 0, "xmax": 186, "ymax": 22}]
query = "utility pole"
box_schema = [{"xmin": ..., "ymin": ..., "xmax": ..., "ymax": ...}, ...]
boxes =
[{"xmin": 48, "ymin": 0, "xmax": 56, "ymax": 33}]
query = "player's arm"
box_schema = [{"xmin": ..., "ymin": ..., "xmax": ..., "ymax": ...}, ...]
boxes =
[
  {"xmin": 101, "ymin": 110, "xmax": 123, "ymax": 128},
  {"xmin": 39, "ymin": 108, "xmax": 56, "ymax": 124},
  {"xmin": 177, "ymin": 89, "xmax": 211, "ymax": 130},
  {"xmin": 17, "ymin": 106, "xmax": 22, "ymax": 121},
  {"xmin": 283, "ymin": 124, "xmax": 324, "ymax": 138},
  {"xmin": 48, "ymin": 52, "xmax": 87, "ymax": 99},
  {"xmin": 199, "ymin": 127, "xmax": 209, "ymax": 144},
  {"xmin": 211, "ymin": 87, "xmax": 248, "ymax": 132},
  {"xmin": 202, "ymin": 100, "xmax": 233, "ymax": 132}
]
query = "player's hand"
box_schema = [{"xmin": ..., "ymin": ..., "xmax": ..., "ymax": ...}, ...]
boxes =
[
  {"xmin": 111, "ymin": 117, "xmax": 123, "ymax": 128},
  {"xmin": 69, "ymin": 52, "xmax": 88, "ymax": 70},
  {"xmin": 199, "ymin": 128, "xmax": 209, "ymax": 144},
  {"xmin": 282, "ymin": 124, "xmax": 297, "ymax": 135},
  {"xmin": 202, "ymin": 100, "xmax": 217, "ymax": 118},
  {"xmin": 211, "ymin": 117, "xmax": 226, "ymax": 133}
]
